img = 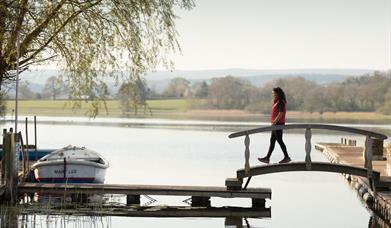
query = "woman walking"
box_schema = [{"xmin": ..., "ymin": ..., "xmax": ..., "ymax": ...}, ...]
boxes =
[{"xmin": 258, "ymin": 87, "xmax": 291, "ymax": 164}]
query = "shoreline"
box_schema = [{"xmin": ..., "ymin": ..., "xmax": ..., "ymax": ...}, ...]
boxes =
[
  {"xmin": 7, "ymin": 109, "xmax": 391, "ymax": 125},
  {"xmin": 5, "ymin": 100, "xmax": 391, "ymax": 124},
  {"xmin": 2, "ymin": 115, "xmax": 390, "ymax": 139}
]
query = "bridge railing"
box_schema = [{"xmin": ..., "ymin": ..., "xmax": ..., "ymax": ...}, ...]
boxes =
[{"xmin": 228, "ymin": 124, "xmax": 388, "ymax": 180}]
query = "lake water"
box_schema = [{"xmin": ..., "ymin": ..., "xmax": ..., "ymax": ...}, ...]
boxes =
[{"xmin": 1, "ymin": 117, "xmax": 389, "ymax": 228}]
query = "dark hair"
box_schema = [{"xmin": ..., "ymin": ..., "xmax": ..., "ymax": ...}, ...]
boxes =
[{"xmin": 273, "ymin": 87, "xmax": 286, "ymax": 102}]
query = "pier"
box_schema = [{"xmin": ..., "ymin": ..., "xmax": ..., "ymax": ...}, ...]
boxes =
[
  {"xmin": 315, "ymin": 141, "xmax": 391, "ymax": 226},
  {"xmin": 0, "ymin": 125, "xmax": 271, "ymax": 223},
  {"xmin": 18, "ymin": 182, "xmax": 271, "ymax": 208}
]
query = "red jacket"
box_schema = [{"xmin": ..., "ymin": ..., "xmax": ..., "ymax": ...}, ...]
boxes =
[{"xmin": 271, "ymin": 99, "xmax": 286, "ymax": 124}]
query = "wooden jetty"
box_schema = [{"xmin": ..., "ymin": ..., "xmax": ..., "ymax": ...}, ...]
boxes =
[
  {"xmin": 0, "ymin": 124, "xmax": 271, "ymax": 221},
  {"xmin": 315, "ymin": 141, "xmax": 391, "ymax": 226},
  {"xmin": 16, "ymin": 183, "xmax": 271, "ymax": 219},
  {"xmin": 18, "ymin": 182, "xmax": 271, "ymax": 208}
]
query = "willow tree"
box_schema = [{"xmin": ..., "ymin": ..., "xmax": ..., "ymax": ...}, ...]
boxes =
[{"xmin": 0, "ymin": 0, "xmax": 194, "ymax": 116}]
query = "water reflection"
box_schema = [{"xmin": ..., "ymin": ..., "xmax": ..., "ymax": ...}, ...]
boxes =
[
  {"xmin": 0, "ymin": 118, "xmax": 389, "ymax": 227},
  {"xmin": 0, "ymin": 186, "xmax": 388, "ymax": 227},
  {"xmin": 0, "ymin": 206, "xmax": 271, "ymax": 228},
  {"xmin": 0, "ymin": 212, "xmax": 387, "ymax": 228},
  {"xmin": 0, "ymin": 192, "xmax": 269, "ymax": 228}
]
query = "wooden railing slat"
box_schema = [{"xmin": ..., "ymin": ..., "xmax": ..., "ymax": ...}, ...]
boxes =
[
  {"xmin": 228, "ymin": 124, "xmax": 387, "ymax": 140},
  {"xmin": 244, "ymin": 135, "xmax": 250, "ymax": 174},
  {"xmin": 305, "ymin": 128, "xmax": 312, "ymax": 170}
]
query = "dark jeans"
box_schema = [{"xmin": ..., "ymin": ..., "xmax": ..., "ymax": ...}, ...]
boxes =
[{"xmin": 266, "ymin": 127, "xmax": 289, "ymax": 158}]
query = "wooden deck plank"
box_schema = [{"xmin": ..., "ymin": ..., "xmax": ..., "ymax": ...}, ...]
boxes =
[
  {"xmin": 315, "ymin": 142, "xmax": 391, "ymax": 225},
  {"xmin": 316, "ymin": 143, "xmax": 389, "ymax": 177},
  {"xmin": 18, "ymin": 183, "xmax": 271, "ymax": 199}
]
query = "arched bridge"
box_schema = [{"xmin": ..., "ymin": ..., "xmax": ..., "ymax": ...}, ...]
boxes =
[
  {"xmin": 237, "ymin": 162, "xmax": 380, "ymax": 181},
  {"xmin": 227, "ymin": 124, "xmax": 387, "ymax": 190}
]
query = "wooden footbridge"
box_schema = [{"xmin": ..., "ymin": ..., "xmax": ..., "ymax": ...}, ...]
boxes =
[{"xmin": 226, "ymin": 124, "xmax": 388, "ymax": 190}]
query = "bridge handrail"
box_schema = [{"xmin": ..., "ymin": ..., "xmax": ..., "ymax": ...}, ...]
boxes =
[
  {"xmin": 228, "ymin": 123, "xmax": 387, "ymax": 187},
  {"xmin": 228, "ymin": 124, "xmax": 387, "ymax": 140}
]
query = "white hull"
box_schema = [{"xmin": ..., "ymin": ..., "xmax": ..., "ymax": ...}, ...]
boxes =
[{"xmin": 31, "ymin": 145, "xmax": 109, "ymax": 184}]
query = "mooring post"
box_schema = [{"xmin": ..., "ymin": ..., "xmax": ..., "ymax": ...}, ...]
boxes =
[
  {"xmin": 34, "ymin": 116, "xmax": 37, "ymax": 161},
  {"xmin": 252, "ymin": 198, "xmax": 266, "ymax": 208},
  {"xmin": 244, "ymin": 134, "xmax": 250, "ymax": 174},
  {"xmin": 365, "ymin": 136, "xmax": 373, "ymax": 180},
  {"xmin": 191, "ymin": 196, "xmax": 211, "ymax": 207},
  {"xmin": 126, "ymin": 195, "xmax": 140, "ymax": 205},
  {"xmin": 25, "ymin": 117, "xmax": 29, "ymax": 167},
  {"xmin": 7, "ymin": 132, "xmax": 14, "ymax": 202},
  {"xmin": 2, "ymin": 131, "xmax": 13, "ymax": 202},
  {"xmin": 18, "ymin": 132, "xmax": 26, "ymax": 182},
  {"xmin": 63, "ymin": 158, "xmax": 67, "ymax": 180},
  {"xmin": 225, "ymin": 217, "xmax": 243, "ymax": 228},
  {"xmin": 4, "ymin": 132, "xmax": 15, "ymax": 203},
  {"xmin": 225, "ymin": 177, "xmax": 243, "ymax": 190},
  {"xmin": 12, "ymin": 133, "xmax": 20, "ymax": 204},
  {"xmin": 1, "ymin": 129, "xmax": 7, "ymax": 185},
  {"xmin": 305, "ymin": 128, "xmax": 312, "ymax": 170}
]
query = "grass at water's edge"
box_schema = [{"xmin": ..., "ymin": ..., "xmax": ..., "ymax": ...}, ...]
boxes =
[{"xmin": 5, "ymin": 99, "xmax": 391, "ymax": 122}]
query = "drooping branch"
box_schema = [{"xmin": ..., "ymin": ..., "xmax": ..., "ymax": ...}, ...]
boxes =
[
  {"xmin": 20, "ymin": 1, "xmax": 102, "ymax": 66},
  {"xmin": 0, "ymin": 0, "xmax": 195, "ymax": 116},
  {"xmin": 19, "ymin": 0, "xmax": 67, "ymax": 57},
  {"xmin": 5, "ymin": 0, "xmax": 33, "ymax": 59}
]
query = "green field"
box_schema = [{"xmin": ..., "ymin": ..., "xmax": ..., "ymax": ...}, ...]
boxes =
[
  {"xmin": 6, "ymin": 99, "xmax": 193, "ymax": 117},
  {"xmin": 5, "ymin": 99, "xmax": 391, "ymax": 122}
]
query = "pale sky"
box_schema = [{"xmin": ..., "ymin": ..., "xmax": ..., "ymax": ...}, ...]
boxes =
[{"xmin": 171, "ymin": 0, "xmax": 391, "ymax": 70}]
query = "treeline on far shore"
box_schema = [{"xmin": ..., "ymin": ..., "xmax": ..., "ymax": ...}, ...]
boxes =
[
  {"xmin": 163, "ymin": 71, "xmax": 391, "ymax": 115},
  {"xmin": 232, "ymin": 71, "xmax": 391, "ymax": 115},
  {"xmin": 1, "ymin": 70, "xmax": 390, "ymax": 116}
]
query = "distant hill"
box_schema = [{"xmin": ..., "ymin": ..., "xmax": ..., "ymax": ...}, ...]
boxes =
[
  {"xmin": 145, "ymin": 68, "xmax": 374, "ymax": 93},
  {"xmin": 13, "ymin": 68, "xmax": 375, "ymax": 94},
  {"xmin": 145, "ymin": 68, "xmax": 373, "ymax": 80}
]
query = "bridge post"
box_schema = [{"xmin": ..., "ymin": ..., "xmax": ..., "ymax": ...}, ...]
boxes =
[
  {"xmin": 305, "ymin": 128, "xmax": 312, "ymax": 170},
  {"xmin": 364, "ymin": 136, "xmax": 373, "ymax": 180},
  {"xmin": 244, "ymin": 134, "xmax": 250, "ymax": 174}
]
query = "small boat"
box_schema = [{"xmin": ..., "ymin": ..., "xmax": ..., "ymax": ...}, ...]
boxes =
[{"xmin": 31, "ymin": 145, "xmax": 109, "ymax": 183}]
